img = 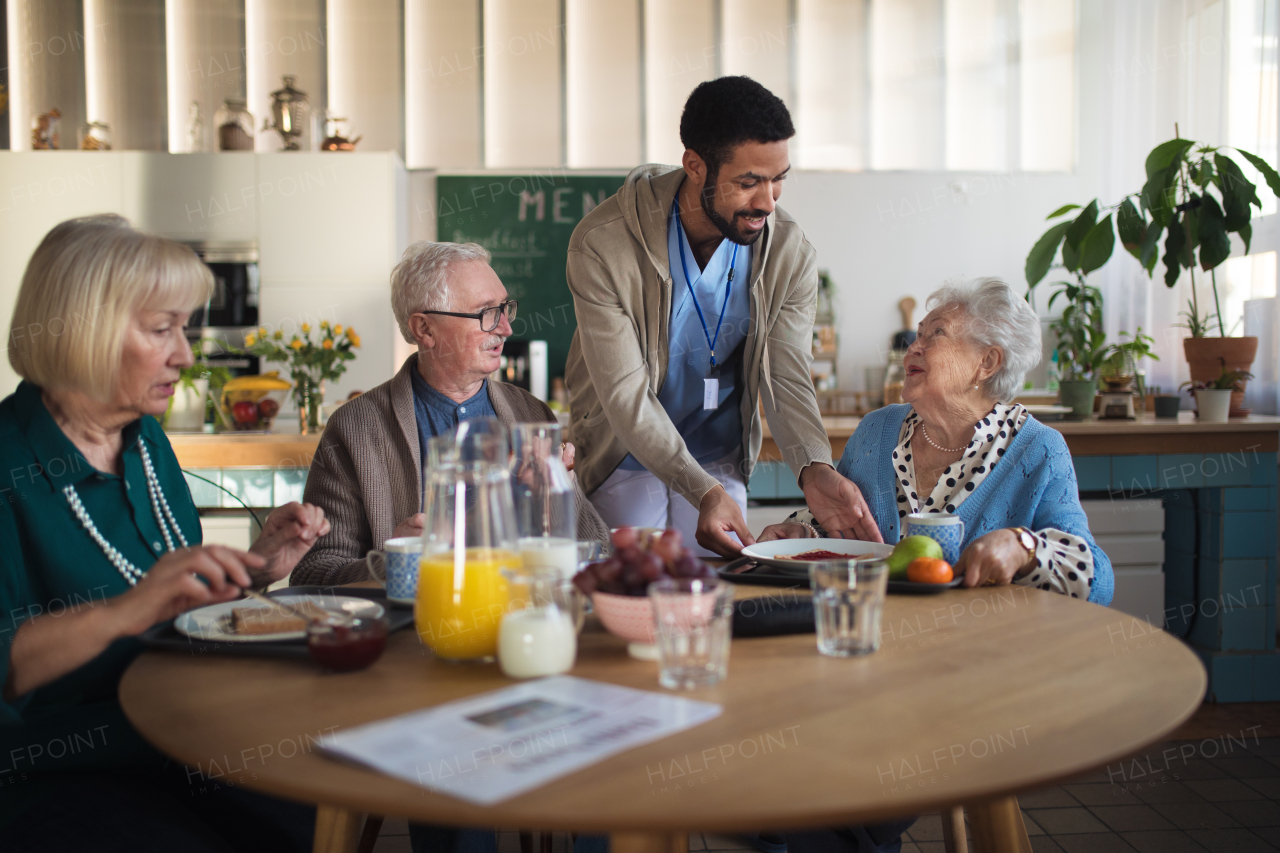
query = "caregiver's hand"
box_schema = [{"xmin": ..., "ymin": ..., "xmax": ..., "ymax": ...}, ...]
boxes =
[
  {"xmin": 799, "ymin": 464, "xmax": 883, "ymax": 543},
  {"xmin": 954, "ymin": 529, "xmax": 1035, "ymax": 589},
  {"xmin": 696, "ymin": 485, "xmax": 756, "ymax": 558},
  {"xmin": 756, "ymin": 522, "xmax": 814, "ymax": 542}
]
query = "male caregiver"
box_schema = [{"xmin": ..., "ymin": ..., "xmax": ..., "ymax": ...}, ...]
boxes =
[{"xmin": 564, "ymin": 75, "xmax": 877, "ymax": 557}]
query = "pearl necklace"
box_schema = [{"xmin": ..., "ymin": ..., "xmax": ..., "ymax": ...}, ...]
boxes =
[
  {"xmin": 62, "ymin": 440, "xmax": 188, "ymax": 587},
  {"xmin": 920, "ymin": 424, "xmax": 969, "ymax": 454}
]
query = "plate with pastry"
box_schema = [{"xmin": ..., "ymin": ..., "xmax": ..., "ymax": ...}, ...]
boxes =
[
  {"xmin": 739, "ymin": 538, "xmax": 894, "ymax": 573},
  {"xmin": 174, "ymin": 595, "xmax": 386, "ymax": 643}
]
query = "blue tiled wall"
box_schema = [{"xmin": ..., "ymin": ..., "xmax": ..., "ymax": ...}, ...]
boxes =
[
  {"xmin": 1162, "ymin": 452, "xmax": 1279, "ymax": 702},
  {"xmin": 183, "ymin": 467, "xmax": 310, "ymax": 510}
]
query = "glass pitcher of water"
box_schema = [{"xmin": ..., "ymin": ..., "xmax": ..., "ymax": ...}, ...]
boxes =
[{"xmin": 511, "ymin": 422, "xmax": 578, "ymax": 579}]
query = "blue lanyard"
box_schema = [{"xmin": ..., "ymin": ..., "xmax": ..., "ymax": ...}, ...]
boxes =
[{"xmin": 674, "ymin": 214, "xmax": 737, "ymax": 369}]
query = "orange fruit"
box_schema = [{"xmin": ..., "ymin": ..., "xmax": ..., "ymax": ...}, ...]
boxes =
[{"xmin": 907, "ymin": 557, "xmax": 954, "ymax": 584}]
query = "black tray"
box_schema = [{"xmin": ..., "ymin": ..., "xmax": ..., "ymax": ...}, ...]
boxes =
[
  {"xmin": 717, "ymin": 559, "xmax": 963, "ymax": 595},
  {"xmin": 139, "ymin": 586, "xmax": 415, "ymax": 659}
]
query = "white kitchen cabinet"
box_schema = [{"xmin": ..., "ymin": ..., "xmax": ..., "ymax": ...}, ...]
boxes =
[
  {"xmin": 255, "ymin": 152, "xmax": 408, "ymax": 401},
  {"xmin": 123, "ymin": 153, "xmax": 258, "ymax": 241},
  {"xmin": 0, "ymin": 150, "xmax": 408, "ymax": 400},
  {"xmin": 0, "ymin": 152, "xmax": 132, "ymax": 394},
  {"xmin": 1082, "ymin": 499, "xmax": 1166, "ymax": 625}
]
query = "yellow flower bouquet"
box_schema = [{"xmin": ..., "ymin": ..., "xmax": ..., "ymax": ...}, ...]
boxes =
[{"xmin": 243, "ymin": 320, "xmax": 360, "ymax": 432}]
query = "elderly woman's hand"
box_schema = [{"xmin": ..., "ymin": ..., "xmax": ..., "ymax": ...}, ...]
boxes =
[
  {"xmin": 756, "ymin": 522, "xmax": 814, "ymax": 542},
  {"xmin": 248, "ymin": 502, "xmax": 331, "ymax": 586},
  {"xmin": 954, "ymin": 529, "xmax": 1034, "ymax": 588},
  {"xmin": 109, "ymin": 546, "xmax": 263, "ymax": 637}
]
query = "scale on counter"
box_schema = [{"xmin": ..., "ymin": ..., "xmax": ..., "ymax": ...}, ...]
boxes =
[
  {"xmin": 1097, "ymin": 371, "xmax": 1139, "ymax": 420},
  {"xmin": 1098, "ymin": 391, "xmax": 1137, "ymax": 419}
]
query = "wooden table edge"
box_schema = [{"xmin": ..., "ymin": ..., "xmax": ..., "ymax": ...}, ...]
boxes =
[{"xmin": 118, "ymin": 588, "xmax": 1209, "ymax": 853}]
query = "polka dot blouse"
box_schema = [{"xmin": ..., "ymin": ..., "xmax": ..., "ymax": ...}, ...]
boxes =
[
  {"xmin": 894, "ymin": 403, "xmax": 1094, "ymax": 599},
  {"xmin": 787, "ymin": 403, "xmax": 1094, "ymax": 600}
]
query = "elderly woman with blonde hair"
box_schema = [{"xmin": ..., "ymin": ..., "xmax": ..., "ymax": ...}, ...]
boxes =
[
  {"xmin": 0, "ymin": 215, "xmax": 328, "ymax": 852},
  {"xmin": 762, "ymin": 277, "xmax": 1113, "ymax": 603}
]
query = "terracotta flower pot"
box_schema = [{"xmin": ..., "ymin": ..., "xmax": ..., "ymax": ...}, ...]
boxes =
[{"xmin": 1183, "ymin": 337, "xmax": 1258, "ymax": 417}]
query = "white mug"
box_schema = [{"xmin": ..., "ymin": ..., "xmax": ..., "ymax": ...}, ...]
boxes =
[{"xmin": 367, "ymin": 536, "xmax": 422, "ymax": 604}]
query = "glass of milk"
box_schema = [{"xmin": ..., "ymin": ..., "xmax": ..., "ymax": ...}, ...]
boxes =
[{"xmin": 498, "ymin": 568, "xmax": 577, "ymax": 678}]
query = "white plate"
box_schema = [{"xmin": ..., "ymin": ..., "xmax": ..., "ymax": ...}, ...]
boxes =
[
  {"xmin": 174, "ymin": 595, "xmax": 386, "ymax": 643},
  {"xmin": 739, "ymin": 538, "xmax": 894, "ymax": 572}
]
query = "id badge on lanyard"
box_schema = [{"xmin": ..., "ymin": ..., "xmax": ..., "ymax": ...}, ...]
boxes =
[{"xmin": 676, "ymin": 215, "xmax": 737, "ymax": 412}]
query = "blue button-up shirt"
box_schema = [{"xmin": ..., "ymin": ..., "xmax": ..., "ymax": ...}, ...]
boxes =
[
  {"xmin": 619, "ymin": 199, "xmax": 752, "ymax": 470},
  {"xmin": 409, "ymin": 367, "xmax": 497, "ymax": 470}
]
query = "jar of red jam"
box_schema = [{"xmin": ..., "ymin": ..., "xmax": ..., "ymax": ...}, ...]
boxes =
[{"xmin": 307, "ymin": 614, "xmax": 388, "ymax": 671}]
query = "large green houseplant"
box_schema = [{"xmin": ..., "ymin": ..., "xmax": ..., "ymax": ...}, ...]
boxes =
[{"xmin": 1027, "ymin": 134, "xmax": 1280, "ymax": 414}]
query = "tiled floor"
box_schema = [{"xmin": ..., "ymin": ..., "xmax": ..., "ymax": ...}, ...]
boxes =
[{"xmin": 372, "ymin": 737, "xmax": 1280, "ymax": 853}]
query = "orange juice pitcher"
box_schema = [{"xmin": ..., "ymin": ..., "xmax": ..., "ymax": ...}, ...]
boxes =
[{"xmin": 415, "ymin": 419, "xmax": 517, "ymax": 662}]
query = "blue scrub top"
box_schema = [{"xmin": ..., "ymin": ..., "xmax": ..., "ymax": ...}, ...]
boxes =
[{"xmin": 619, "ymin": 199, "xmax": 752, "ymax": 470}]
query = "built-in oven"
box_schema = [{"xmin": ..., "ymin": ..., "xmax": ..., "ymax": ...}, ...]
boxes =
[{"xmin": 184, "ymin": 242, "xmax": 260, "ymax": 378}]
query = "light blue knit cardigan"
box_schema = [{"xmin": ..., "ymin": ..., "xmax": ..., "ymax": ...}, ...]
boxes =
[{"xmin": 836, "ymin": 404, "xmax": 1114, "ymax": 606}]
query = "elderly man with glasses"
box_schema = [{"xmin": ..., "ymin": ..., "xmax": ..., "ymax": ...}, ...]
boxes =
[{"xmin": 291, "ymin": 241, "xmax": 609, "ymax": 591}]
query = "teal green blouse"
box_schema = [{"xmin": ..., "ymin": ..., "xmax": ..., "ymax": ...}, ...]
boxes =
[{"xmin": 0, "ymin": 381, "xmax": 202, "ymax": 823}]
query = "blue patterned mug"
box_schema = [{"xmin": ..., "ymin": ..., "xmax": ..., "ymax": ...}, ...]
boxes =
[
  {"xmin": 367, "ymin": 536, "xmax": 422, "ymax": 604},
  {"xmin": 904, "ymin": 513, "xmax": 965, "ymax": 565}
]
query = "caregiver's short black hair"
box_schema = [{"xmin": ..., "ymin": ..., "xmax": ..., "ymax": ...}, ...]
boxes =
[{"xmin": 679, "ymin": 76, "xmax": 794, "ymax": 179}]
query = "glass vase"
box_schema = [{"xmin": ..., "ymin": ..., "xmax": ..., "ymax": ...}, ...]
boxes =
[{"xmin": 294, "ymin": 376, "xmax": 324, "ymax": 435}]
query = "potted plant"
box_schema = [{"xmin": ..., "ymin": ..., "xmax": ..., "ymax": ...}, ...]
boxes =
[
  {"xmin": 1026, "ymin": 132, "xmax": 1280, "ymax": 415},
  {"xmin": 1182, "ymin": 358, "xmax": 1254, "ymax": 423},
  {"xmin": 243, "ymin": 321, "xmax": 360, "ymax": 433},
  {"xmin": 162, "ymin": 345, "xmax": 231, "ymax": 432},
  {"xmin": 1027, "ymin": 272, "xmax": 1108, "ymax": 418}
]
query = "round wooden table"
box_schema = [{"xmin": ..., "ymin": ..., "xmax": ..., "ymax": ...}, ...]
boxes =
[{"xmin": 120, "ymin": 585, "xmax": 1204, "ymax": 853}]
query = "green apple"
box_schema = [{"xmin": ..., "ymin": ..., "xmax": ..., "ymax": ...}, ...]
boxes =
[{"xmin": 887, "ymin": 535, "xmax": 944, "ymax": 580}]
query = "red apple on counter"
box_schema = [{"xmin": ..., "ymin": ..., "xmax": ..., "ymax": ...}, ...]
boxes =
[{"xmin": 232, "ymin": 401, "xmax": 259, "ymax": 425}]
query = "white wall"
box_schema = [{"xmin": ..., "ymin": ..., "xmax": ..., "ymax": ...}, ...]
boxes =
[{"xmin": 780, "ymin": 169, "xmax": 1088, "ymax": 392}]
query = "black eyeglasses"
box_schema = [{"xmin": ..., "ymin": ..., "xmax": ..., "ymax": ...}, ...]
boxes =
[{"xmin": 418, "ymin": 300, "xmax": 518, "ymax": 333}]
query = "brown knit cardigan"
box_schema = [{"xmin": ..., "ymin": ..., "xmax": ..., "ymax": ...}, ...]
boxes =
[{"xmin": 290, "ymin": 355, "xmax": 610, "ymax": 586}]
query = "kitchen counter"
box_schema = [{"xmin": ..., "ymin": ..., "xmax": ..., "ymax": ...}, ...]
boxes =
[
  {"xmin": 760, "ymin": 412, "xmax": 1280, "ymax": 459},
  {"xmin": 170, "ymin": 411, "xmax": 1280, "ymax": 469},
  {"xmin": 168, "ymin": 432, "xmax": 321, "ymax": 469}
]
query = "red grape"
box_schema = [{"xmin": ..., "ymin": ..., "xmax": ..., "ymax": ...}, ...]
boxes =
[
  {"xmin": 572, "ymin": 528, "xmax": 716, "ymax": 596},
  {"xmin": 611, "ymin": 527, "xmax": 638, "ymax": 550}
]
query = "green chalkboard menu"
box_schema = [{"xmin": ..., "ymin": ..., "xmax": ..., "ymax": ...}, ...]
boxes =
[{"xmin": 436, "ymin": 173, "xmax": 627, "ymax": 382}]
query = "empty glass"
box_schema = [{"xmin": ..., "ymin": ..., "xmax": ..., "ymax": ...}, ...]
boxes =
[
  {"xmin": 511, "ymin": 422, "xmax": 578, "ymax": 580},
  {"xmin": 648, "ymin": 578, "xmax": 735, "ymax": 690},
  {"xmin": 810, "ymin": 559, "xmax": 888, "ymax": 657}
]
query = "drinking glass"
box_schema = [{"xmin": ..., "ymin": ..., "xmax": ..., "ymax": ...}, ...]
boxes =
[
  {"xmin": 648, "ymin": 578, "xmax": 735, "ymax": 690},
  {"xmin": 415, "ymin": 419, "xmax": 518, "ymax": 662},
  {"xmin": 511, "ymin": 422, "xmax": 578, "ymax": 579},
  {"xmin": 810, "ymin": 559, "xmax": 888, "ymax": 657},
  {"xmin": 498, "ymin": 567, "xmax": 577, "ymax": 679}
]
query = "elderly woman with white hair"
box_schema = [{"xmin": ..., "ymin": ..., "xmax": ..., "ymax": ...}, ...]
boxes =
[
  {"xmin": 0, "ymin": 215, "xmax": 329, "ymax": 852},
  {"xmin": 762, "ymin": 277, "xmax": 1113, "ymax": 603}
]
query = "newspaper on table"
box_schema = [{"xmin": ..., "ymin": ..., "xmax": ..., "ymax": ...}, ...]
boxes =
[{"xmin": 319, "ymin": 675, "xmax": 722, "ymax": 805}]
